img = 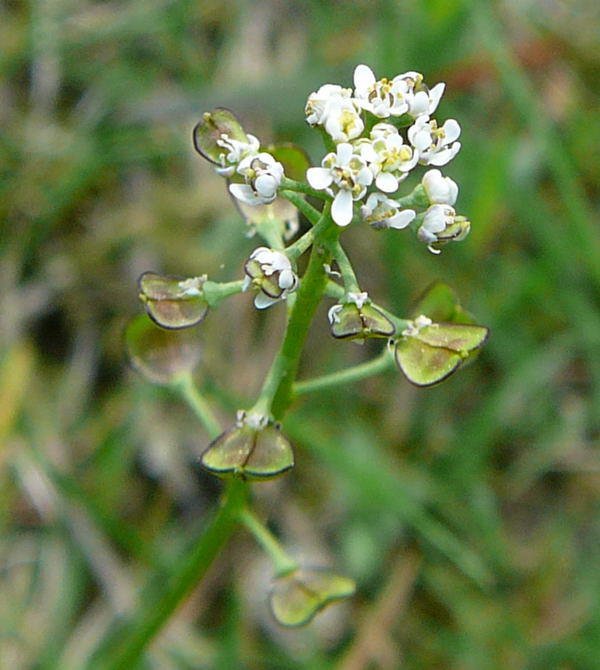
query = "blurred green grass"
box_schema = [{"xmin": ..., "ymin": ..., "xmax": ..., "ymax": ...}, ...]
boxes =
[{"xmin": 2, "ymin": 0, "xmax": 600, "ymax": 668}]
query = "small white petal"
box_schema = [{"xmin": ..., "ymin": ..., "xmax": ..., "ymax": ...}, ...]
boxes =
[
  {"xmin": 254, "ymin": 174, "xmax": 278, "ymax": 198},
  {"xmin": 428, "ymin": 83, "xmax": 445, "ymax": 114},
  {"xmin": 229, "ymin": 183, "xmax": 260, "ymax": 205},
  {"xmin": 375, "ymin": 172, "xmax": 399, "ymax": 193},
  {"xmin": 254, "ymin": 292, "xmax": 279, "ymax": 309},
  {"xmin": 388, "ymin": 209, "xmax": 416, "ymax": 229},
  {"xmin": 278, "ymin": 269, "xmax": 296, "ymax": 290},
  {"xmin": 337, "ymin": 142, "xmax": 354, "ymax": 165},
  {"xmin": 412, "ymin": 129, "xmax": 432, "ymax": 152},
  {"xmin": 410, "ymin": 91, "xmax": 430, "ymax": 117},
  {"xmin": 354, "ymin": 64, "xmax": 376, "ymax": 91},
  {"xmin": 332, "ymin": 189, "xmax": 354, "ymax": 227},
  {"xmin": 443, "ymin": 119, "xmax": 461, "ymax": 144},
  {"xmin": 428, "ymin": 142, "xmax": 461, "ymax": 166},
  {"xmin": 306, "ymin": 167, "xmax": 333, "ymax": 190},
  {"xmin": 357, "ymin": 166, "xmax": 373, "ymax": 187}
]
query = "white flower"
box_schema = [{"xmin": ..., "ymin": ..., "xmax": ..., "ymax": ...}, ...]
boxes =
[
  {"xmin": 353, "ymin": 64, "xmax": 412, "ymax": 118},
  {"xmin": 402, "ymin": 314, "xmax": 433, "ymax": 337},
  {"xmin": 356, "ymin": 123, "xmax": 419, "ymax": 193},
  {"xmin": 305, "ymin": 84, "xmax": 364, "ymax": 143},
  {"xmin": 244, "ymin": 247, "xmax": 298, "ymax": 309},
  {"xmin": 361, "ymin": 192, "xmax": 416, "ymax": 230},
  {"xmin": 421, "ymin": 169, "xmax": 458, "ymax": 205},
  {"xmin": 393, "ymin": 71, "xmax": 445, "ymax": 117},
  {"xmin": 214, "ymin": 133, "xmax": 260, "ymax": 176},
  {"xmin": 418, "ymin": 204, "xmax": 470, "ymax": 253},
  {"xmin": 408, "ymin": 116, "xmax": 461, "ymax": 166},
  {"xmin": 305, "ymin": 84, "xmax": 352, "ymax": 125},
  {"xmin": 346, "ymin": 291, "xmax": 369, "ymax": 309},
  {"xmin": 229, "ymin": 153, "xmax": 284, "ymax": 205},
  {"xmin": 236, "ymin": 410, "xmax": 269, "ymax": 430},
  {"xmin": 306, "ymin": 143, "xmax": 373, "ymax": 226}
]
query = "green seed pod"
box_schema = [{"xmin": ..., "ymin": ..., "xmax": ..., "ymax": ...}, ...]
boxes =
[
  {"xmin": 269, "ymin": 568, "xmax": 356, "ymax": 627},
  {"xmin": 201, "ymin": 421, "xmax": 294, "ymax": 481},
  {"xmin": 138, "ymin": 272, "xmax": 209, "ymax": 330},
  {"xmin": 328, "ymin": 301, "xmax": 395, "ymax": 340},
  {"xmin": 192, "ymin": 108, "xmax": 250, "ymax": 166},
  {"xmin": 125, "ymin": 314, "xmax": 202, "ymax": 385}
]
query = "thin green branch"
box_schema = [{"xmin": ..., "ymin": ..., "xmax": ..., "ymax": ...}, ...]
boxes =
[
  {"xmin": 331, "ymin": 240, "xmax": 361, "ymax": 294},
  {"xmin": 239, "ymin": 508, "xmax": 298, "ymax": 576},
  {"xmin": 279, "ymin": 189, "xmax": 322, "ymax": 225},
  {"xmin": 203, "ymin": 279, "xmax": 246, "ymax": 307},
  {"xmin": 286, "ymin": 210, "xmax": 334, "ymax": 262},
  {"xmin": 255, "ymin": 219, "xmax": 285, "ymax": 250},
  {"xmin": 280, "ymin": 177, "xmax": 330, "ymax": 200},
  {"xmin": 294, "ymin": 347, "xmax": 396, "ymax": 396},
  {"xmin": 175, "ymin": 374, "xmax": 222, "ymax": 439}
]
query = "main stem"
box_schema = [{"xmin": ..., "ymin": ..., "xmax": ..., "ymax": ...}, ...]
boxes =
[
  {"xmin": 92, "ymin": 480, "xmax": 247, "ymax": 670},
  {"xmin": 253, "ymin": 204, "xmax": 338, "ymax": 420}
]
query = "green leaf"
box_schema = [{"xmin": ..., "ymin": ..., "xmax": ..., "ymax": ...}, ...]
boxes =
[
  {"xmin": 200, "ymin": 425, "xmax": 294, "ymax": 480},
  {"xmin": 125, "ymin": 314, "xmax": 202, "ymax": 385},
  {"xmin": 267, "ymin": 143, "xmax": 310, "ymax": 182},
  {"xmin": 394, "ymin": 337, "xmax": 462, "ymax": 387},
  {"xmin": 192, "ymin": 108, "xmax": 248, "ymax": 165},
  {"xmin": 416, "ymin": 324, "xmax": 489, "ymax": 353},
  {"xmin": 269, "ymin": 568, "xmax": 356, "ymax": 627},
  {"xmin": 411, "ymin": 281, "xmax": 460, "ymax": 322},
  {"xmin": 138, "ymin": 273, "xmax": 209, "ymax": 329}
]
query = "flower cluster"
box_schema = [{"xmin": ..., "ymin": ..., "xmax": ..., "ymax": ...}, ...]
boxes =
[{"xmin": 304, "ymin": 64, "xmax": 467, "ymax": 250}]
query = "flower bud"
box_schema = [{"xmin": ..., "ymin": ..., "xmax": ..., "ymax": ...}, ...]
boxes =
[
  {"xmin": 200, "ymin": 412, "xmax": 294, "ymax": 480},
  {"xmin": 244, "ymin": 247, "xmax": 298, "ymax": 309},
  {"xmin": 138, "ymin": 272, "xmax": 209, "ymax": 329},
  {"xmin": 417, "ymin": 204, "xmax": 470, "ymax": 253},
  {"xmin": 269, "ymin": 567, "xmax": 356, "ymax": 627},
  {"xmin": 328, "ymin": 292, "xmax": 395, "ymax": 340},
  {"xmin": 361, "ymin": 192, "xmax": 415, "ymax": 230},
  {"xmin": 421, "ymin": 168, "xmax": 458, "ymax": 206},
  {"xmin": 229, "ymin": 153, "xmax": 284, "ymax": 206}
]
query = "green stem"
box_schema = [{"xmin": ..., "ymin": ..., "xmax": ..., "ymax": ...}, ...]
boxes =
[
  {"xmin": 331, "ymin": 240, "xmax": 361, "ymax": 294},
  {"xmin": 91, "ymin": 479, "xmax": 247, "ymax": 670},
  {"xmin": 203, "ymin": 279, "xmax": 246, "ymax": 308},
  {"xmin": 286, "ymin": 211, "xmax": 333, "ymax": 262},
  {"xmin": 294, "ymin": 347, "xmax": 396, "ymax": 396},
  {"xmin": 395, "ymin": 184, "xmax": 429, "ymax": 210},
  {"xmin": 239, "ymin": 508, "xmax": 298, "ymax": 576},
  {"xmin": 279, "ymin": 190, "xmax": 322, "ymax": 225},
  {"xmin": 251, "ymin": 204, "xmax": 338, "ymax": 419},
  {"xmin": 175, "ymin": 374, "xmax": 222, "ymax": 439},
  {"xmin": 280, "ymin": 177, "xmax": 330, "ymax": 201},
  {"xmin": 255, "ymin": 219, "xmax": 284, "ymax": 250}
]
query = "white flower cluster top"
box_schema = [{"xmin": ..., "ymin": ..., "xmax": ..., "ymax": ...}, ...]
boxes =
[
  {"xmin": 305, "ymin": 64, "xmax": 462, "ymax": 232},
  {"xmin": 195, "ymin": 64, "xmax": 472, "ymax": 309}
]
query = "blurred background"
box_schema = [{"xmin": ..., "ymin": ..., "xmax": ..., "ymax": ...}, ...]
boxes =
[{"xmin": 2, "ymin": 0, "xmax": 600, "ymax": 668}]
